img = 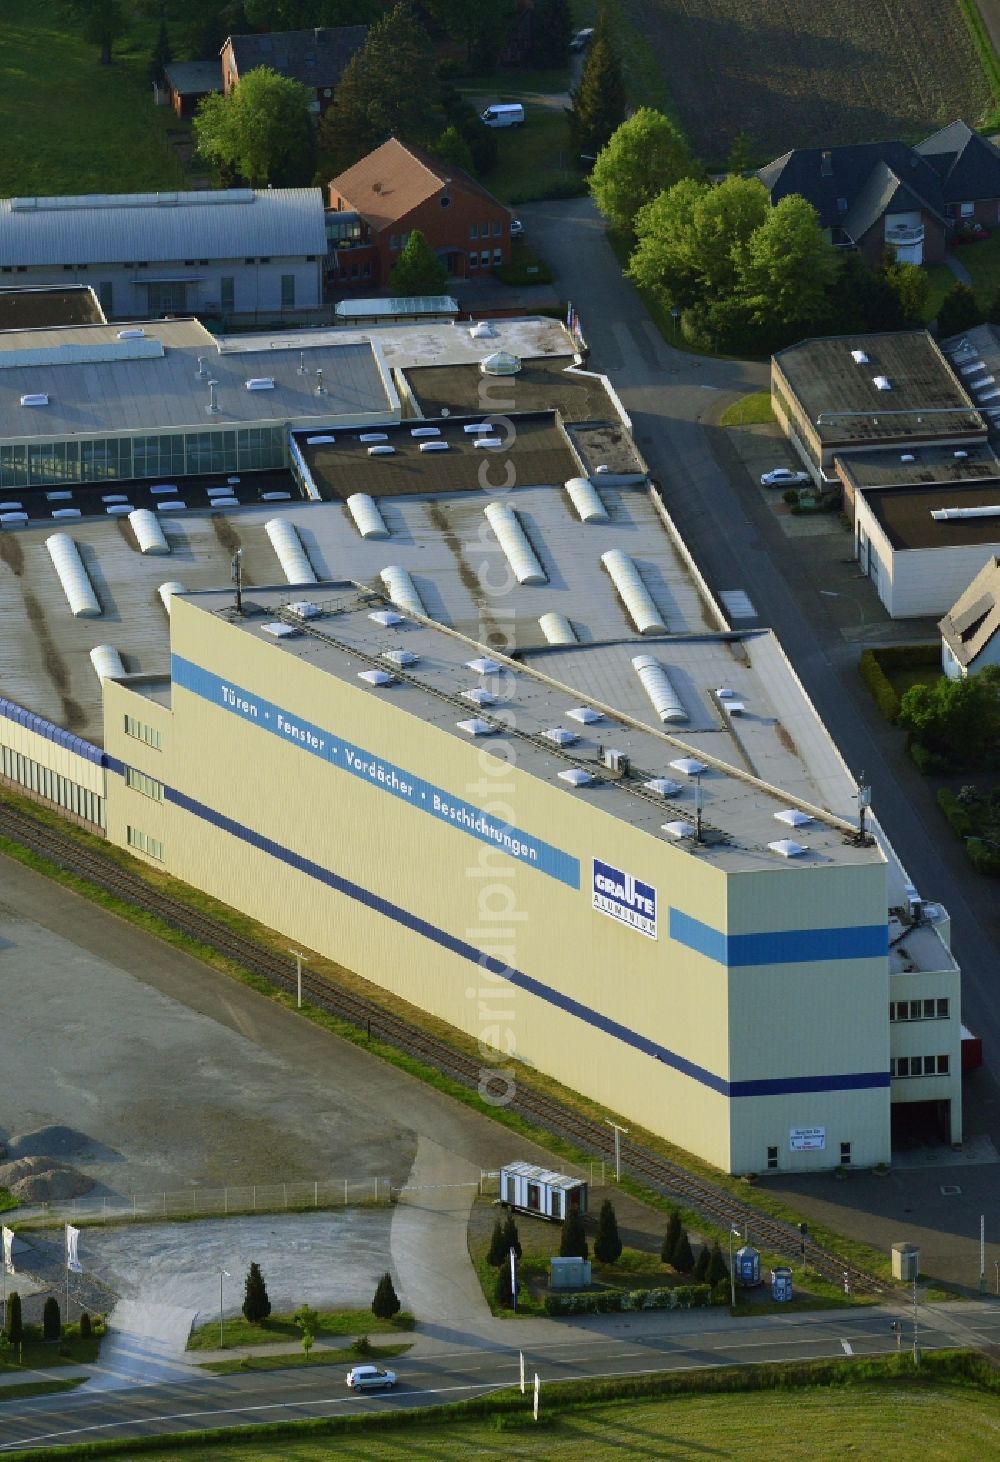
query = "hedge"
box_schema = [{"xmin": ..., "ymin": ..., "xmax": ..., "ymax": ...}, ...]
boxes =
[
  {"xmin": 544, "ymin": 1283, "xmax": 712, "ymax": 1316},
  {"xmin": 859, "ymin": 650, "xmax": 900, "ymax": 723},
  {"xmin": 937, "ymin": 788, "xmax": 973, "ymax": 838},
  {"xmin": 869, "ymin": 644, "xmax": 940, "ymax": 670},
  {"xmin": 967, "ymin": 837, "xmax": 1000, "ymax": 875}
]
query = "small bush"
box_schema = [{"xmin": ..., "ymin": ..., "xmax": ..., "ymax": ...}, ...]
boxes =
[
  {"xmin": 909, "ymin": 740, "xmax": 947, "ymax": 774},
  {"xmin": 782, "ymin": 488, "xmax": 799, "ymax": 504},
  {"xmin": 42, "ymin": 1296, "xmax": 61, "ymax": 1342},
  {"xmin": 712, "ymin": 1279, "xmax": 732, "ymax": 1305},
  {"xmin": 372, "ymin": 1272, "xmax": 401, "ymax": 1321},
  {"xmin": 79, "ymin": 1312, "xmax": 92, "ymax": 1340},
  {"xmin": 859, "ymin": 649, "xmax": 900, "ymax": 723},
  {"xmin": 242, "ymin": 1262, "xmax": 271, "ymax": 1324},
  {"xmin": 5, "ymin": 1292, "xmax": 22, "ymax": 1345},
  {"xmin": 486, "ymin": 1218, "xmax": 507, "ymax": 1267},
  {"xmin": 967, "ymin": 837, "xmax": 1000, "ymax": 874},
  {"xmin": 352, "ymin": 1335, "xmax": 373, "ymax": 1356},
  {"xmin": 872, "ymin": 643, "xmax": 939, "ymax": 670}
]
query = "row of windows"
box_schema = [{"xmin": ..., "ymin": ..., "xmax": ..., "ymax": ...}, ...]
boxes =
[
  {"xmin": 0, "ymin": 425, "xmax": 286, "ymax": 489},
  {"xmin": 767, "ymin": 1142, "xmax": 852, "ymax": 1170},
  {"xmin": 125, "ymin": 766, "xmax": 164, "ymax": 801},
  {"xmin": 469, "ymin": 222, "xmax": 504, "ymax": 240},
  {"xmin": 337, "ymin": 262, "xmax": 373, "ymax": 281},
  {"xmin": 469, "ymin": 250, "xmax": 503, "ymax": 270},
  {"xmin": 890, "ymin": 1054, "xmax": 950, "ymax": 1078},
  {"xmin": 890, "ymin": 999, "xmax": 949, "ymax": 1022},
  {"xmin": 127, "ymin": 825, "xmax": 164, "ymax": 861},
  {"xmin": 0, "ymin": 745, "xmax": 104, "ymax": 828},
  {"xmin": 124, "ymin": 715, "xmax": 162, "ymax": 750}
]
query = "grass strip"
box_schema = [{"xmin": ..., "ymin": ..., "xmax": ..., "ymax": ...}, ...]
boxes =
[
  {"xmin": 0, "ymin": 1378, "xmax": 85, "ymax": 1403},
  {"xmin": 958, "ymin": 0, "xmax": 1000, "ymax": 129},
  {"xmin": 198, "ymin": 1341, "xmax": 411, "ymax": 1376},
  {"xmin": 719, "ymin": 392, "xmax": 775, "ymax": 427},
  {"xmin": 187, "ymin": 1310, "xmax": 414, "ymax": 1352}
]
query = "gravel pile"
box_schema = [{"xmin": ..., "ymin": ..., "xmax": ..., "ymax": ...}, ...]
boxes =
[{"xmin": 0, "ymin": 1156, "xmax": 95, "ymax": 1203}]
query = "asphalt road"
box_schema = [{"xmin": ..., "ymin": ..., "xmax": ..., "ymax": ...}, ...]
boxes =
[
  {"xmin": 521, "ymin": 197, "xmax": 1000, "ymax": 1145},
  {"xmin": 2, "ymin": 1301, "xmax": 998, "ymax": 1450}
]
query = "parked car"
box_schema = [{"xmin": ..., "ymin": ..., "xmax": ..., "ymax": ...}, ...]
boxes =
[
  {"xmin": 509, "ymin": 218, "xmax": 524, "ymax": 238},
  {"xmin": 570, "ymin": 27, "xmax": 594, "ymax": 51},
  {"xmin": 346, "ymin": 1364, "xmax": 397, "ymax": 1391},
  {"xmin": 760, "ymin": 467, "xmax": 810, "ymax": 488}
]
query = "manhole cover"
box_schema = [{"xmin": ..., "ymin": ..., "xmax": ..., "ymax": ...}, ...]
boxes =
[{"xmin": 939, "ymin": 1185, "xmax": 962, "ymax": 1196}]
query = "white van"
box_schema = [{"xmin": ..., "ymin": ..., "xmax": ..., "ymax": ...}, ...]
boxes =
[{"xmin": 481, "ymin": 103, "xmax": 524, "ymax": 129}]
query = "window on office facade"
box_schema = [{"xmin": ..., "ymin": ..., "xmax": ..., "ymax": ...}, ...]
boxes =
[
  {"xmin": 890, "ymin": 999, "xmax": 949, "ymax": 1021},
  {"xmin": 0, "ymin": 426, "xmax": 285, "ymax": 489},
  {"xmin": 127, "ymin": 825, "xmax": 164, "ymax": 861},
  {"xmin": 0, "ymin": 744, "xmax": 105, "ymax": 827},
  {"xmin": 124, "ymin": 714, "xmax": 162, "ymax": 750},
  {"xmin": 890, "ymin": 1054, "xmax": 950, "ymax": 1077},
  {"xmin": 125, "ymin": 766, "xmax": 164, "ymax": 801}
]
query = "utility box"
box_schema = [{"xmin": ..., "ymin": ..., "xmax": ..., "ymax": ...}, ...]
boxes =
[
  {"xmin": 771, "ymin": 1266, "xmax": 793, "ymax": 1302},
  {"xmin": 892, "ymin": 1243, "xmax": 920, "ymax": 1281},
  {"xmin": 549, "ymin": 1256, "xmax": 591, "ymax": 1289}
]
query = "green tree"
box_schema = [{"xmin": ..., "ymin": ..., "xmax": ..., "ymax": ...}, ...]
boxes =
[
  {"xmin": 149, "ymin": 19, "xmax": 172, "ymax": 88},
  {"xmin": 936, "ymin": 281, "xmax": 983, "ymax": 337},
  {"xmin": 692, "ymin": 1243, "xmax": 711, "ymax": 1282},
  {"xmin": 194, "ymin": 68, "xmax": 314, "ymax": 186},
  {"xmin": 531, "ymin": 0, "xmax": 572, "ymax": 66},
  {"xmin": 706, "ymin": 1240, "xmax": 728, "ymax": 1289},
  {"xmin": 899, "ymin": 666, "xmax": 1000, "ymax": 766},
  {"xmin": 590, "ymin": 108, "xmax": 695, "ymax": 234},
  {"xmin": 726, "ymin": 130, "xmax": 754, "ymax": 176},
  {"xmin": 61, "ymin": 0, "xmax": 128, "ymax": 65},
  {"xmin": 79, "ymin": 1312, "xmax": 92, "ymax": 1339},
  {"xmin": 293, "ymin": 1303, "xmax": 318, "ymax": 1359},
  {"xmin": 495, "ymin": 1259, "xmax": 515, "ymax": 1308},
  {"xmin": 835, "ymin": 251, "xmax": 904, "ymax": 333},
  {"xmin": 43, "ymin": 1296, "xmax": 61, "ymax": 1342},
  {"xmin": 560, "ymin": 1205, "xmax": 589, "ymax": 1260},
  {"xmin": 242, "ymin": 1262, "xmax": 271, "ymax": 1324},
  {"xmin": 318, "ymin": 3, "xmax": 438, "ymax": 173},
  {"xmin": 630, "ymin": 175, "xmax": 769, "ymax": 308},
  {"xmin": 5, "ymin": 1292, "xmax": 22, "ymax": 1346},
  {"xmin": 881, "ymin": 255, "xmax": 930, "ymax": 327},
  {"xmin": 739, "ymin": 193, "xmax": 837, "ymax": 343},
  {"xmin": 661, "ymin": 1209, "xmax": 682, "ymax": 1265},
  {"xmin": 432, "ymin": 125, "xmax": 475, "ymax": 176},
  {"xmin": 245, "ymin": 0, "xmax": 379, "ymax": 24},
  {"xmin": 671, "ymin": 1228, "xmax": 695, "ymax": 1274},
  {"xmin": 986, "ymin": 284, "xmax": 1000, "ymax": 325},
  {"xmin": 500, "ymin": 1213, "xmax": 522, "ymax": 1262},
  {"xmin": 593, "ymin": 1199, "xmax": 623, "ymax": 1264},
  {"xmin": 372, "ymin": 1271, "xmax": 401, "ymax": 1320},
  {"xmin": 390, "ymin": 230, "xmax": 448, "ymax": 294},
  {"xmin": 486, "ymin": 1217, "xmax": 507, "ymax": 1267},
  {"xmin": 568, "ymin": 10, "xmax": 626, "ymax": 159},
  {"xmin": 424, "ymin": 0, "xmax": 515, "ymax": 69}
]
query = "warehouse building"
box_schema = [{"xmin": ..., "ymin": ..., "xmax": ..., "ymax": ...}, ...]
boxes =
[
  {"xmin": 0, "ymin": 189, "xmax": 328, "ymax": 321},
  {"xmin": 0, "ymin": 313, "xmax": 964, "ymax": 1173}
]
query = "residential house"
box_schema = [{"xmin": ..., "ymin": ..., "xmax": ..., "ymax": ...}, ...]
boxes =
[
  {"xmin": 221, "ymin": 26, "xmax": 367, "ymax": 117},
  {"xmin": 759, "ymin": 120, "xmax": 1000, "ymax": 266},
  {"xmin": 0, "ymin": 188, "xmax": 328, "ymax": 321},
  {"xmin": 939, "ymin": 555, "xmax": 1000, "ymax": 678},
  {"xmin": 327, "ymin": 138, "xmax": 514, "ymax": 289}
]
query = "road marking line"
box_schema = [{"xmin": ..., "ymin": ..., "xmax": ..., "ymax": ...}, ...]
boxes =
[{"xmin": 841, "ymin": 1340, "xmax": 853, "ymax": 1355}]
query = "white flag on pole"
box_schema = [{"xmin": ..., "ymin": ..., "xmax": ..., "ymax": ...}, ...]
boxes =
[
  {"xmin": 1, "ymin": 1226, "xmax": 14, "ymax": 1274},
  {"xmin": 66, "ymin": 1224, "xmax": 83, "ymax": 1274},
  {"xmin": 533, "ymin": 1372, "xmax": 540, "ymax": 1421},
  {"xmin": 519, "ymin": 1349, "xmax": 525, "ymax": 1395}
]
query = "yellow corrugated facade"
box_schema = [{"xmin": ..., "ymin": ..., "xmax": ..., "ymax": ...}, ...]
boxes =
[{"xmin": 102, "ymin": 597, "xmax": 900, "ymax": 1175}]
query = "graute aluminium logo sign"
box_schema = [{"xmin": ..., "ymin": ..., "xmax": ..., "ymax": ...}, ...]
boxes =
[{"xmin": 592, "ymin": 858, "xmax": 657, "ymax": 940}]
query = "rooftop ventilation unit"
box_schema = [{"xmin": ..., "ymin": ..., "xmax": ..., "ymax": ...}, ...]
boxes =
[
  {"xmin": 128, "ymin": 508, "xmax": 169, "ymax": 556},
  {"xmin": 358, "ymin": 668, "xmax": 396, "ymax": 686},
  {"xmin": 158, "ymin": 581, "xmax": 186, "ymax": 615},
  {"xmin": 768, "ymin": 838, "xmax": 808, "ymax": 858},
  {"xmin": 89, "ymin": 644, "xmax": 125, "ymax": 683},
  {"xmin": 157, "ymin": 500, "xmax": 188, "ymax": 511},
  {"xmin": 632, "ymin": 654, "xmax": 687, "ymax": 723},
  {"xmin": 20, "ymin": 393, "xmax": 48, "ymax": 407},
  {"xmin": 45, "ymin": 533, "xmax": 101, "ymax": 618},
  {"xmin": 261, "ymin": 621, "xmax": 299, "ymax": 638},
  {"xmin": 544, "ymin": 726, "xmax": 578, "ymax": 746},
  {"xmin": 469, "ymin": 321, "xmax": 495, "ymax": 338},
  {"xmin": 101, "ymin": 494, "xmax": 128, "ymax": 505},
  {"xmin": 51, "ymin": 507, "xmax": 81, "ymax": 520},
  {"xmin": 346, "ymin": 493, "xmax": 389, "ymax": 540},
  {"xmin": 872, "ymin": 375, "xmax": 891, "ymax": 390},
  {"xmin": 306, "ymin": 434, "xmax": 335, "ymax": 445},
  {"xmin": 151, "ymin": 483, "xmax": 178, "ymax": 495},
  {"xmin": 663, "ymin": 820, "xmax": 696, "ymax": 839},
  {"xmin": 383, "ymin": 647, "xmax": 417, "ymax": 667},
  {"xmin": 105, "ymin": 504, "xmax": 134, "ymax": 515},
  {"xmin": 380, "ymin": 564, "xmax": 426, "ymax": 617},
  {"xmin": 117, "ymin": 328, "xmax": 145, "ymax": 340},
  {"xmin": 538, "ymin": 611, "xmax": 577, "ymax": 645},
  {"xmin": 774, "ymin": 808, "xmax": 813, "ymax": 828},
  {"xmin": 558, "ymin": 767, "xmax": 593, "ymax": 787},
  {"xmin": 419, "ymin": 440, "xmax": 449, "ymax": 452},
  {"xmin": 463, "ymin": 421, "xmax": 493, "ymax": 433},
  {"xmin": 462, "ymin": 687, "xmax": 496, "ymax": 706},
  {"xmin": 670, "ymin": 756, "xmax": 707, "ymax": 777},
  {"xmin": 411, "ymin": 426, "xmax": 441, "ymax": 438},
  {"xmin": 604, "ymin": 748, "xmax": 629, "ymax": 774},
  {"xmin": 360, "ymin": 432, "xmax": 388, "ymax": 443},
  {"xmin": 484, "ymin": 501, "xmax": 547, "ymax": 585},
  {"xmin": 265, "ymin": 518, "xmax": 316, "ymax": 584},
  {"xmin": 473, "ymin": 436, "xmax": 503, "ymax": 448},
  {"xmin": 850, "ymin": 349, "xmax": 869, "ymax": 364},
  {"xmin": 205, "ymin": 496, "xmax": 237, "ymax": 508},
  {"xmin": 566, "ymin": 705, "xmax": 601, "ymax": 724},
  {"xmin": 457, "ymin": 717, "xmax": 495, "ymax": 736},
  {"xmin": 467, "ymin": 656, "xmax": 501, "ymax": 674},
  {"xmin": 0, "ymin": 501, "xmax": 23, "ymax": 511},
  {"xmin": 601, "ymin": 549, "xmax": 666, "ymax": 635},
  {"xmin": 645, "ymin": 778, "xmax": 682, "ymax": 796},
  {"xmin": 0, "ymin": 511, "xmax": 28, "ymax": 524},
  {"xmin": 930, "ymin": 504, "xmax": 1000, "ymax": 520},
  {"xmin": 564, "ymin": 476, "xmax": 609, "ymax": 524},
  {"xmin": 286, "ymin": 600, "xmax": 321, "ymax": 619},
  {"xmin": 245, "ymin": 377, "xmax": 275, "ymax": 390},
  {"xmin": 900, "ymin": 453, "xmax": 915, "ymax": 463},
  {"xmin": 368, "ymin": 444, "xmax": 395, "ymax": 456},
  {"xmin": 369, "ymin": 608, "xmax": 404, "ymax": 627}
]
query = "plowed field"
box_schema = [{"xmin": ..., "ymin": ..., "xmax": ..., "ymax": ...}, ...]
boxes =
[{"xmin": 626, "ymin": 0, "xmax": 991, "ymax": 162}]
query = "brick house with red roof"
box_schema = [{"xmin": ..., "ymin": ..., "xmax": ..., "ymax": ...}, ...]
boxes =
[{"xmin": 327, "ymin": 138, "xmax": 514, "ymax": 289}]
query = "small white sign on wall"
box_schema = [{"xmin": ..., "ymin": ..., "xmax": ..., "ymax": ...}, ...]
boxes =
[{"xmin": 789, "ymin": 1126, "xmax": 826, "ymax": 1152}]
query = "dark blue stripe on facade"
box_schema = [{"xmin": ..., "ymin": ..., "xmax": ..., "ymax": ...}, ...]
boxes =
[
  {"xmin": 670, "ymin": 908, "xmax": 888, "ymax": 966},
  {"xmin": 150, "ymin": 778, "xmax": 889, "ymax": 1100},
  {"xmin": 0, "ymin": 694, "xmax": 104, "ymax": 765}
]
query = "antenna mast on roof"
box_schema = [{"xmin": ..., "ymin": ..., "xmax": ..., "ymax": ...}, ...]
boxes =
[
  {"xmin": 854, "ymin": 773, "xmax": 873, "ymax": 845},
  {"xmin": 231, "ymin": 547, "xmax": 244, "ymax": 616},
  {"xmin": 694, "ymin": 771, "xmax": 704, "ymax": 842}
]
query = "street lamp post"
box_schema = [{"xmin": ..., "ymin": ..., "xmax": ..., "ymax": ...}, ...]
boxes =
[
  {"xmin": 604, "ymin": 1120, "xmax": 629, "ymax": 1183},
  {"xmin": 288, "ymin": 949, "xmax": 307, "ymax": 1009},
  {"xmin": 728, "ymin": 1226, "xmax": 741, "ymax": 1308},
  {"xmin": 818, "ymin": 588, "xmax": 866, "ymax": 633},
  {"xmin": 219, "ymin": 1268, "xmax": 230, "ymax": 1349}
]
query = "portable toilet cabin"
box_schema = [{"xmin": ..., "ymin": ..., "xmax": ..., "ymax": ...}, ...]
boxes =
[
  {"xmin": 735, "ymin": 1245, "xmax": 761, "ymax": 1287},
  {"xmin": 771, "ymin": 1266, "xmax": 793, "ymax": 1302},
  {"xmin": 499, "ymin": 1161, "xmax": 588, "ymax": 1222}
]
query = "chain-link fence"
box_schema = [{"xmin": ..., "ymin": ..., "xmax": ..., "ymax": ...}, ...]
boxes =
[{"xmin": 10, "ymin": 1176, "xmax": 393, "ymax": 1226}]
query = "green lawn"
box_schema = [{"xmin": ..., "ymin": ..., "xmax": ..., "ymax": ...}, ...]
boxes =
[
  {"xmin": 922, "ymin": 262, "xmax": 956, "ymax": 325},
  {"xmin": 0, "ymin": 1377, "xmax": 85, "ymax": 1402},
  {"xmin": 187, "ymin": 1308, "xmax": 414, "ymax": 1352},
  {"xmin": 0, "ymin": 1333, "xmax": 103, "ymax": 1372},
  {"xmin": 884, "ymin": 666, "xmax": 944, "ymax": 700},
  {"xmin": 0, "ymin": 0, "xmax": 186, "ymax": 195},
  {"xmin": 719, "ymin": 392, "xmax": 776, "ymax": 427},
  {"xmin": 486, "ymin": 109, "xmax": 584, "ymax": 203},
  {"xmin": 951, "ymin": 233, "xmax": 1000, "ymax": 303},
  {"xmin": 72, "ymin": 1384, "xmax": 1000, "ymax": 1459},
  {"xmin": 458, "ymin": 67, "xmax": 570, "ymax": 96},
  {"xmin": 200, "ymin": 1341, "xmax": 410, "ymax": 1376}
]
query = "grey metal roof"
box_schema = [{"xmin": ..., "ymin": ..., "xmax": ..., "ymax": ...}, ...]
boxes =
[
  {"xmin": 0, "ymin": 189, "xmax": 327, "ymax": 268},
  {"xmin": 0, "ymin": 318, "xmax": 395, "ymax": 440},
  {"xmin": 163, "ymin": 61, "xmax": 222, "ymax": 96},
  {"xmin": 227, "ymin": 25, "xmax": 367, "ymax": 88}
]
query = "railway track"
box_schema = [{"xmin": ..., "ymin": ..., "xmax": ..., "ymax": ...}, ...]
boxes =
[{"xmin": 0, "ymin": 800, "xmax": 886, "ymax": 1296}]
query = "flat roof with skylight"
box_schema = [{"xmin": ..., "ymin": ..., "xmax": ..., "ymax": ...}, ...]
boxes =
[
  {"xmin": 859, "ymin": 481, "xmax": 1000, "ymax": 549},
  {"xmin": 835, "ymin": 442, "xmax": 1000, "ymax": 490}
]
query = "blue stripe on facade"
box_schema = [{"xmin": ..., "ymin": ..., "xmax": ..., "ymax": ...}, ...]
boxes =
[
  {"xmin": 171, "ymin": 655, "xmax": 580, "ymax": 889},
  {"xmin": 670, "ymin": 908, "xmax": 888, "ymax": 967},
  {"xmin": 146, "ymin": 778, "xmax": 889, "ymax": 1100}
]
